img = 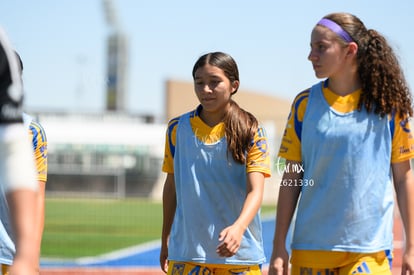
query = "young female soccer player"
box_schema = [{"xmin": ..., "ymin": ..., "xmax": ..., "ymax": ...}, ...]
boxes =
[
  {"xmin": 160, "ymin": 51, "xmax": 271, "ymax": 274},
  {"xmin": 268, "ymin": 12, "xmax": 414, "ymax": 275}
]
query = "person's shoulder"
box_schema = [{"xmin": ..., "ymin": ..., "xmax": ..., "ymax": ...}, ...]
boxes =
[
  {"xmin": 393, "ymin": 113, "xmax": 412, "ymax": 133},
  {"xmin": 167, "ymin": 108, "xmax": 199, "ymax": 126},
  {"xmin": 294, "ymin": 88, "xmax": 311, "ymax": 103},
  {"xmin": 166, "ymin": 116, "xmax": 179, "ymax": 132},
  {"xmin": 288, "ymin": 88, "xmax": 311, "ymax": 113},
  {"xmin": 22, "ymin": 112, "xmax": 32, "ymax": 127},
  {"xmin": 256, "ymin": 124, "xmax": 268, "ymax": 138},
  {"xmin": 23, "ymin": 113, "xmax": 45, "ymax": 131},
  {"xmin": 30, "ymin": 119, "xmax": 46, "ymax": 136}
]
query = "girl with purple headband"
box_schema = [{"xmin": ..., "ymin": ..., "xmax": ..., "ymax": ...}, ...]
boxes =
[{"xmin": 268, "ymin": 12, "xmax": 414, "ymax": 274}]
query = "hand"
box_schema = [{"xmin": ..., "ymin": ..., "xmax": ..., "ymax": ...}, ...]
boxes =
[
  {"xmin": 159, "ymin": 244, "xmax": 169, "ymax": 273},
  {"xmin": 267, "ymin": 249, "xmax": 289, "ymax": 275},
  {"xmin": 401, "ymin": 249, "xmax": 414, "ymax": 275},
  {"xmin": 216, "ymin": 224, "xmax": 244, "ymax": 257}
]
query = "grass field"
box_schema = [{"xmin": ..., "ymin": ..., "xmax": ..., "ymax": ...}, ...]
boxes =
[
  {"xmin": 42, "ymin": 198, "xmax": 163, "ymax": 258},
  {"xmin": 42, "ymin": 197, "xmax": 276, "ymax": 259}
]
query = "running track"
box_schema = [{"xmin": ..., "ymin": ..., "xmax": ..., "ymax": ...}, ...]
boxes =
[{"xmin": 40, "ymin": 212, "xmax": 405, "ymax": 275}]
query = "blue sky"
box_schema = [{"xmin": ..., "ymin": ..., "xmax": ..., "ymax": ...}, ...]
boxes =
[{"xmin": 1, "ymin": 0, "xmax": 413, "ymax": 118}]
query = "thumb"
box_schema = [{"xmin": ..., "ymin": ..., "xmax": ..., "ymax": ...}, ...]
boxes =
[{"xmin": 218, "ymin": 228, "xmax": 229, "ymax": 242}]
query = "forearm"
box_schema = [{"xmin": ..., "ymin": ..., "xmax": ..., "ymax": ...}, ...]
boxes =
[
  {"xmin": 6, "ymin": 189, "xmax": 38, "ymax": 265},
  {"xmin": 34, "ymin": 181, "xmax": 46, "ymax": 262},
  {"xmin": 395, "ymin": 174, "xmax": 414, "ymax": 250},
  {"xmin": 392, "ymin": 160, "xmax": 414, "ymax": 254},
  {"xmin": 273, "ymin": 170, "xmax": 302, "ymax": 251},
  {"xmin": 161, "ymin": 174, "xmax": 176, "ymax": 245},
  {"xmin": 233, "ymin": 172, "xmax": 265, "ymax": 230}
]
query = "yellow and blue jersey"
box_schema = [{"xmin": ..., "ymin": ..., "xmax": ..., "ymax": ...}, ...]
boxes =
[
  {"xmin": 280, "ymin": 80, "xmax": 414, "ymax": 267},
  {"xmin": 279, "ymin": 81, "xmax": 414, "ymax": 163},
  {"xmin": 162, "ymin": 105, "xmax": 271, "ymax": 177},
  {"xmin": 164, "ymin": 108, "xmax": 270, "ymax": 264},
  {"xmin": 23, "ymin": 113, "xmax": 47, "ymax": 182}
]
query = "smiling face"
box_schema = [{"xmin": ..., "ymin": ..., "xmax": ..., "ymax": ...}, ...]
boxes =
[
  {"xmin": 193, "ymin": 63, "xmax": 239, "ymax": 120},
  {"xmin": 308, "ymin": 25, "xmax": 350, "ymax": 79}
]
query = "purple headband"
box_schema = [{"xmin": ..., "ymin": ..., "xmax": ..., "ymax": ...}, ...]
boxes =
[{"xmin": 317, "ymin": 18, "xmax": 353, "ymax": 43}]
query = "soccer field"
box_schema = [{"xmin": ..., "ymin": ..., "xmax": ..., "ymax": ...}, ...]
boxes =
[
  {"xmin": 42, "ymin": 198, "xmax": 163, "ymax": 258},
  {"xmin": 42, "ymin": 197, "xmax": 276, "ymax": 259}
]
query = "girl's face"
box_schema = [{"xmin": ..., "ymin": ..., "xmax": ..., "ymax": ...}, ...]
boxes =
[
  {"xmin": 193, "ymin": 64, "xmax": 239, "ymax": 116},
  {"xmin": 308, "ymin": 26, "xmax": 350, "ymax": 79}
]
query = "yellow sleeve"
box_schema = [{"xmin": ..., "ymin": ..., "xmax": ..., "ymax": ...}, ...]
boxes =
[
  {"xmin": 391, "ymin": 115, "xmax": 414, "ymax": 163},
  {"xmin": 278, "ymin": 90, "xmax": 310, "ymax": 162},
  {"xmin": 28, "ymin": 120, "xmax": 48, "ymax": 182},
  {"xmin": 246, "ymin": 125, "xmax": 271, "ymax": 177},
  {"xmin": 161, "ymin": 117, "xmax": 179, "ymax": 173}
]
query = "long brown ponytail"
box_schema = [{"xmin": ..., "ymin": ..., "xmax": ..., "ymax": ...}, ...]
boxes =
[{"xmin": 192, "ymin": 52, "xmax": 259, "ymax": 164}]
